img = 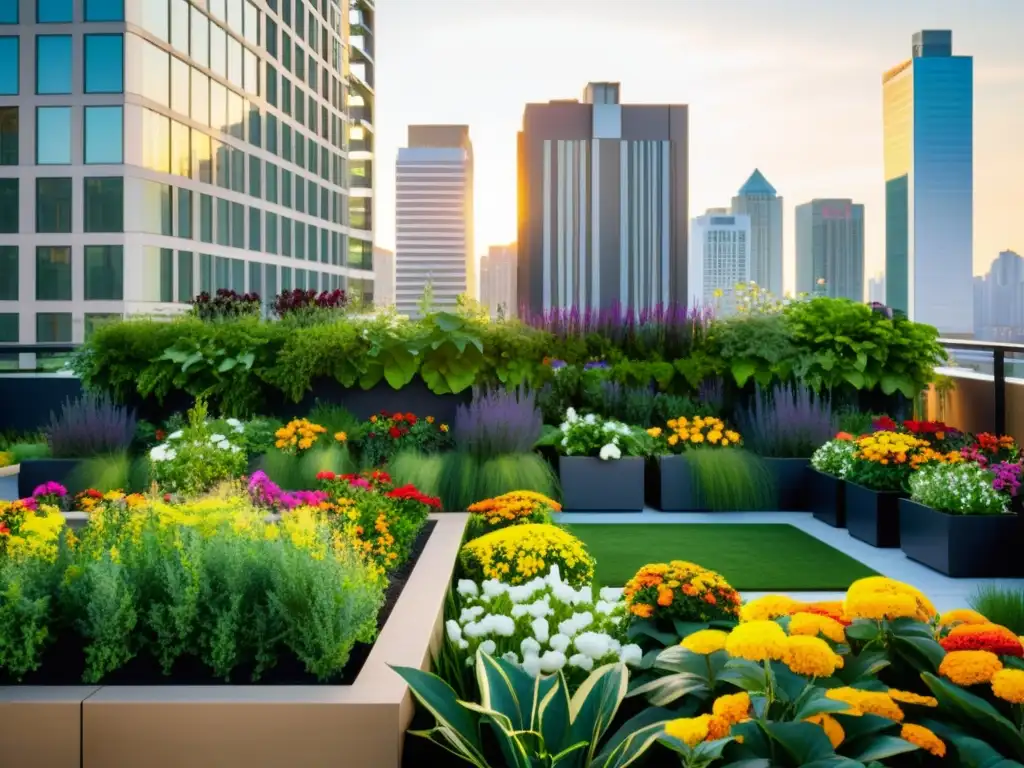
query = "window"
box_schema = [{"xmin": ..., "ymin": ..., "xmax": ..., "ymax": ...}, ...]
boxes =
[
  {"xmin": 142, "ymin": 42, "xmax": 170, "ymax": 107},
  {"xmin": 266, "ymin": 211, "xmax": 278, "ymax": 254},
  {"xmin": 191, "ymin": 69, "xmax": 210, "ymax": 126},
  {"xmin": 214, "ymin": 255, "xmax": 229, "ymax": 289},
  {"xmin": 177, "ymin": 187, "xmax": 192, "ymax": 238},
  {"xmin": 0, "ymin": 37, "xmax": 17, "ymax": 94},
  {"xmin": 85, "ymin": 314, "xmax": 120, "ymax": 339},
  {"xmin": 266, "ymin": 20, "xmax": 278, "ymax": 58},
  {"xmin": 231, "ymin": 147, "xmax": 245, "ymax": 192},
  {"xmin": 295, "ymin": 221, "xmax": 305, "ymax": 259},
  {"xmin": 244, "ymin": 49, "xmax": 258, "ymax": 95},
  {"xmin": 0, "ymin": 246, "xmax": 16, "ymax": 299},
  {"xmin": 210, "ymin": 22, "xmax": 227, "ymax": 78},
  {"xmin": 266, "ymin": 162, "xmax": 278, "ymax": 202},
  {"xmin": 0, "ymin": 313, "xmax": 16, "ymax": 342},
  {"xmin": 231, "ymin": 258, "xmax": 244, "ymax": 291},
  {"xmin": 37, "ymin": 0, "xmax": 73, "ymax": 23},
  {"xmin": 210, "ymin": 80, "xmax": 227, "ymax": 132},
  {"xmin": 282, "ymin": 168, "xmax": 292, "ymax": 207},
  {"xmin": 84, "ymin": 245, "xmax": 123, "ymax": 300},
  {"xmin": 170, "ymin": 0, "xmax": 189, "ymax": 53},
  {"xmin": 170, "ymin": 56, "xmax": 189, "ymax": 115},
  {"xmin": 199, "ymin": 253, "xmax": 212, "ymax": 292},
  {"xmin": 227, "ymin": 0, "xmax": 242, "ymax": 28},
  {"xmin": 0, "ymin": 0, "xmax": 16, "ymax": 22},
  {"xmin": 294, "ymin": 177, "xmax": 304, "ymax": 213},
  {"xmin": 142, "ymin": 108, "xmax": 170, "ymax": 172},
  {"xmin": 0, "ymin": 105, "xmax": 16, "ymax": 165},
  {"xmin": 264, "ymin": 263, "xmax": 277, "ymax": 298},
  {"xmin": 84, "ymin": 177, "xmax": 123, "ymax": 232},
  {"xmin": 231, "ymin": 202, "xmax": 245, "ymax": 248},
  {"xmin": 248, "ymin": 103, "xmax": 261, "ymax": 147},
  {"xmin": 210, "ymin": 0, "xmax": 226, "ymax": 20},
  {"xmin": 266, "ymin": 64, "xmax": 277, "ymax": 106},
  {"xmin": 36, "ymin": 107, "xmax": 71, "ymax": 164},
  {"xmin": 142, "ymin": 247, "xmax": 173, "ymax": 302},
  {"xmin": 142, "ymin": 180, "xmax": 173, "ymax": 235},
  {"xmin": 0, "ymin": 178, "xmax": 16, "ymax": 232},
  {"xmin": 266, "ymin": 114, "xmax": 278, "ymax": 154},
  {"xmin": 37, "ymin": 313, "xmax": 72, "ymax": 342},
  {"xmin": 227, "ymin": 91, "xmax": 244, "ymax": 139},
  {"xmin": 141, "ymin": 0, "xmax": 169, "ymax": 42},
  {"xmin": 216, "ymin": 197, "xmax": 229, "ymax": 245},
  {"xmin": 249, "ymin": 207, "xmax": 261, "ymax": 250},
  {"xmin": 281, "ymin": 123, "xmax": 292, "ymax": 162},
  {"xmin": 193, "ymin": 130, "xmax": 211, "ymax": 182},
  {"xmin": 227, "ymin": 36, "xmax": 242, "ymax": 88},
  {"xmin": 85, "ymin": 0, "xmax": 123, "ymax": 22},
  {"xmin": 36, "ymin": 177, "xmax": 72, "ymax": 233},
  {"xmin": 84, "ymin": 106, "xmax": 123, "ymax": 164},
  {"xmin": 243, "ymin": 1, "xmax": 259, "ymax": 45},
  {"xmin": 281, "ymin": 216, "xmax": 292, "ymax": 256},
  {"xmin": 36, "ymin": 36, "xmax": 72, "ymax": 94},
  {"xmin": 171, "ymin": 120, "xmax": 190, "ymax": 177},
  {"xmin": 308, "ymin": 223, "xmax": 317, "ymax": 261},
  {"xmin": 249, "ymin": 261, "xmax": 261, "ymax": 295},
  {"xmin": 36, "ymin": 246, "xmax": 72, "ymax": 300},
  {"xmin": 190, "ymin": 5, "xmax": 209, "ymax": 67},
  {"xmin": 214, "ymin": 139, "xmax": 228, "ymax": 187},
  {"xmin": 199, "ymin": 193, "xmax": 213, "ymax": 243},
  {"xmin": 281, "ymin": 266, "xmax": 291, "ymax": 290},
  {"xmin": 249, "ymin": 155, "xmax": 261, "ymax": 198},
  {"xmin": 84, "ymin": 35, "xmax": 124, "ymax": 93},
  {"xmin": 177, "ymin": 251, "xmax": 194, "ymax": 302}
]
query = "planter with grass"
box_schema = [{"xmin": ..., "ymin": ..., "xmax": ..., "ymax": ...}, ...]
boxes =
[
  {"xmin": 808, "ymin": 437, "xmax": 857, "ymax": 527},
  {"xmin": 646, "ymin": 454, "xmax": 702, "ymax": 511},
  {"xmin": 899, "ymin": 462, "xmax": 1024, "ymax": 577}
]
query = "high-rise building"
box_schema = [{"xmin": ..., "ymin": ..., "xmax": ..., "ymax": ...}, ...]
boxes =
[
  {"xmin": 372, "ymin": 246, "xmax": 395, "ymax": 308},
  {"xmin": 479, "ymin": 243, "xmax": 517, "ymax": 318},
  {"xmin": 867, "ymin": 273, "xmax": 887, "ymax": 305},
  {"xmin": 883, "ymin": 29, "xmax": 973, "ymax": 335},
  {"xmin": 730, "ymin": 170, "xmax": 783, "ymax": 297},
  {"xmin": 517, "ymin": 82, "xmax": 689, "ymax": 315},
  {"xmin": 0, "ymin": 0, "xmax": 375, "ymax": 348},
  {"xmin": 974, "ymin": 250, "xmax": 1024, "ymax": 341},
  {"xmin": 688, "ymin": 209, "xmax": 750, "ymax": 316},
  {"xmin": 794, "ymin": 199, "xmax": 865, "ymax": 301},
  {"xmin": 395, "ymin": 125, "xmax": 474, "ymax": 317}
]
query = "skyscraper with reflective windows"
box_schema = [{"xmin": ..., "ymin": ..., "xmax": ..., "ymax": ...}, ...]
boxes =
[
  {"xmin": 883, "ymin": 30, "xmax": 973, "ymax": 334},
  {"xmin": 0, "ymin": 0, "xmax": 375, "ymax": 351}
]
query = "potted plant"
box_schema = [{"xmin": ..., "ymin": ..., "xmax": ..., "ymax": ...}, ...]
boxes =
[
  {"xmin": 737, "ymin": 383, "xmax": 838, "ymax": 510},
  {"xmin": 549, "ymin": 409, "xmax": 649, "ymax": 512},
  {"xmin": 901, "ymin": 461, "xmax": 1023, "ymax": 577},
  {"xmin": 18, "ymin": 394, "xmax": 137, "ymax": 498},
  {"xmin": 808, "ymin": 434, "xmax": 856, "ymax": 527}
]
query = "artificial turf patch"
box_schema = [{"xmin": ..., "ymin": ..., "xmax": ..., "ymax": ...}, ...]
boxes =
[{"xmin": 562, "ymin": 523, "xmax": 878, "ymax": 590}]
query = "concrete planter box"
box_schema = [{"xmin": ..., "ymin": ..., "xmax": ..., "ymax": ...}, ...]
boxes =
[
  {"xmin": 0, "ymin": 513, "xmax": 467, "ymax": 768},
  {"xmin": 17, "ymin": 458, "xmax": 82, "ymax": 498},
  {"xmin": 845, "ymin": 481, "xmax": 902, "ymax": 548},
  {"xmin": 763, "ymin": 457, "xmax": 810, "ymax": 511},
  {"xmin": 808, "ymin": 469, "xmax": 846, "ymax": 528},
  {"xmin": 645, "ymin": 455, "xmax": 703, "ymax": 511},
  {"xmin": 899, "ymin": 499, "xmax": 1023, "ymax": 577},
  {"xmin": 559, "ymin": 456, "xmax": 644, "ymax": 512}
]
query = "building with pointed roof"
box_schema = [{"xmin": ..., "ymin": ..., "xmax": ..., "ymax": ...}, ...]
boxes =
[{"xmin": 731, "ymin": 170, "xmax": 783, "ymax": 297}]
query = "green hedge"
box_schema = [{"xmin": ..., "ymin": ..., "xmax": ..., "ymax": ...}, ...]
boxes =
[{"xmin": 74, "ymin": 299, "xmax": 946, "ymax": 417}]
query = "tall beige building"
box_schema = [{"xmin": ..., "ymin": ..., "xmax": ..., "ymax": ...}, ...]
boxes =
[
  {"xmin": 480, "ymin": 243, "xmax": 517, "ymax": 318},
  {"xmin": 731, "ymin": 170, "xmax": 783, "ymax": 297},
  {"xmin": 372, "ymin": 246, "xmax": 395, "ymax": 308}
]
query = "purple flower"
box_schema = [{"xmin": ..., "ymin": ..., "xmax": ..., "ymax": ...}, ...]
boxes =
[
  {"xmin": 548, "ymin": 359, "xmax": 567, "ymax": 370},
  {"xmin": 280, "ymin": 490, "xmax": 328, "ymax": 509},
  {"xmin": 32, "ymin": 482, "xmax": 67, "ymax": 499},
  {"xmin": 583, "ymin": 360, "xmax": 609, "ymax": 370},
  {"xmin": 248, "ymin": 470, "xmax": 285, "ymax": 508},
  {"xmin": 990, "ymin": 462, "xmax": 1023, "ymax": 497}
]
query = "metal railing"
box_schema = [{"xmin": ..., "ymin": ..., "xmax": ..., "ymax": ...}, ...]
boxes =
[{"xmin": 937, "ymin": 338, "xmax": 1024, "ymax": 436}]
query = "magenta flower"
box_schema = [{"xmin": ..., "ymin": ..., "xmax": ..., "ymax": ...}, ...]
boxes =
[{"xmin": 32, "ymin": 482, "xmax": 67, "ymax": 499}]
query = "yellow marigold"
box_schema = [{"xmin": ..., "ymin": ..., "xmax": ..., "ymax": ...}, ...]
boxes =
[
  {"xmin": 712, "ymin": 692, "xmax": 751, "ymax": 725},
  {"xmin": 706, "ymin": 714, "xmax": 731, "ymax": 741},
  {"xmin": 939, "ymin": 608, "xmax": 988, "ymax": 627},
  {"xmin": 886, "ymin": 689, "xmax": 937, "ymax": 707},
  {"xmin": 900, "ymin": 724, "xmax": 946, "ymax": 757},
  {"xmin": 459, "ymin": 523, "xmax": 594, "ymax": 586},
  {"xmin": 681, "ymin": 629, "xmax": 729, "ymax": 655},
  {"xmin": 991, "ymin": 668, "xmax": 1024, "ymax": 704},
  {"xmin": 782, "ymin": 635, "xmax": 842, "ymax": 677},
  {"xmin": 789, "ymin": 612, "xmax": 846, "ymax": 644},
  {"xmin": 741, "ymin": 594, "xmax": 804, "ymax": 622},
  {"xmin": 664, "ymin": 715, "xmax": 714, "ymax": 747},
  {"xmin": 335, "ymin": 431, "xmax": 347, "ymax": 442},
  {"xmin": 725, "ymin": 620, "xmax": 788, "ymax": 662},
  {"xmin": 825, "ymin": 688, "xmax": 904, "ymax": 721},
  {"xmin": 805, "ymin": 714, "xmax": 844, "ymax": 749},
  {"xmin": 939, "ymin": 650, "xmax": 1003, "ymax": 686},
  {"xmin": 647, "ymin": 427, "xmax": 663, "ymax": 438},
  {"xmin": 844, "ymin": 576, "xmax": 936, "ymax": 623}
]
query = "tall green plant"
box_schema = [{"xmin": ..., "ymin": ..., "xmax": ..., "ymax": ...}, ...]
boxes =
[
  {"xmin": 685, "ymin": 449, "xmax": 776, "ymax": 511},
  {"xmin": 65, "ymin": 452, "xmax": 150, "ymax": 494},
  {"xmin": 970, "ymin": 585, "xmax": 1024, "ymax": 635}
]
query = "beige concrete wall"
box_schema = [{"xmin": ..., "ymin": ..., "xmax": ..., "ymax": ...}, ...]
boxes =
[
  {"xmin": 0, "ymin": 686, "xmax": 100, "ymax": 768},
  {"xmin": 924, "ymin": 370, "xmax": 1024, "ymax": 441}
]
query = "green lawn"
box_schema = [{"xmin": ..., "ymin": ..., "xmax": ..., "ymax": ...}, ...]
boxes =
[{"xmin": 563, "ymin": 524, "xmax": 877, "ymax": 590}]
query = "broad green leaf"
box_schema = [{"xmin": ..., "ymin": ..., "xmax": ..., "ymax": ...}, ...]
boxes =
[
  {"xmin": 382, "ymin": 346, "xmax": 419, "ymax": 389},
  {"xmin": 921, "ymin": 719, "xmax": 1020, "ymax": 768},
  {"xmin": 847, "ymin": 736, "xmax": 919, "ymax": 762},
  {"xmin": 390, "ymin": 665, "xmax": 486, "ymax": 764},
  {"xmin": 891, "ymin": 634, "xmax": 944, "ymax": 674},
  {"xmin": 626, "ymin": 619, "xmax": 678, "ymax": 647},
  {"xmin": 537, "ymin": 671, "xmax": 571, "ymax": 754},
  {"xmin": 922, "ymin": 673, "xmax": 1024, "ymax": 760},
  {"xmin": 835, "ymin": 713, "xmax": 899, "ymax": 741},
  {"xmin": 792, "ymin": 688, "xmax": 856, "ymax": 721},
  {"xmin": 653, "ymin": 645, "xmax": 713, "ymax": 677},
  {"xmin": 593, "ymin": 708, "xmax": 675, "ymax": 768},
  {"xmin": 217, "ymin": 357, "xmax": 237, "ymax": 373},
  {"xmin": 835, "ymin": 650, "xmax": 890, "ymax": 684},
  {"xmin": 730, "ymin": 358, "xmax": 757, "ymax": 387},
  {"xmin": 673, "ymin": 620, "xmax": 712, "ymax": 638},
  {"xmin": 761, "ymin": 721, "xmax": 836, "ymax": 764},
  {"xmin": 719, "ymin": 658, "xmax": 770, "ymax": 693},
  {"xmin": 568, "ymin": 663, "xmax": 629, "ymax": 763},
  {"xmin": 433, "ymin": 312, "xmax": 465, "ymax": 333},
  {"xmin": 476, "ymin": 653, "xmax": 525, "ymax": 732},
  {"xmin": 237, "ymin": 351, "xmax": 256, "ymax": 369},
  {"xmin": 181, "ymin": 351, "xmax": 204, "ymax": 372},
  {"xmin": 627, "ymin": 672, "xmax": 710, "ymax": 706},
  {"xmin": 843, "ymin": 621, "xmax": 881, "ymax": 642},
  {"xmin": 842, "ymin": 370, "xmax": 866, "ymax": 389}
]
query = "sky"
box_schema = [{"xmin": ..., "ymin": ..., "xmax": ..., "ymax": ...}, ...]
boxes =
[{"xmin": 372, "ymin": 0, "xmax": 1024, "ymax": 292}]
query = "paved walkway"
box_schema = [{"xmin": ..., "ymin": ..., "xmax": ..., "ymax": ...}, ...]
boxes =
[{"xmin": 554, "ymin": 510, "xmax": 1024, "ymax": 613}]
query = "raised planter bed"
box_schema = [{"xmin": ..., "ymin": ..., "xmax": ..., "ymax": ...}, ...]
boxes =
[
  {"xmin": 0, "ymin": 512, "xmax": 468, "ymax": 768},
  {"xmin": 899, "ymin": 499, "xmax": 1023, "ymax": 577},
  {"xmin": 17, "ymin": 458, "xmax": 81, "ymax": 499},
  {"xmin": 645, "ymin": 455, "xmax": 702, "ymax": 511},
  {"xmin": 763, "ymin": 457, "xmax": 809, "ymax": 511},
  {"xmin": 845, "ymin": 481, "xmax": 902, "ymax": 548},
  {"xmin": 808, "ymin": 469, "xmax": 846, "ymax": 527},
  {"xmin": 559, "ymin": 456, "xmax": 644, "ymax": 512}
]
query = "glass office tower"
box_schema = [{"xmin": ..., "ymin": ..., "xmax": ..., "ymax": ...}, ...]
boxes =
[{"xmin": 0, "ymin": 0, "xmax": 375, "ymax": 349}]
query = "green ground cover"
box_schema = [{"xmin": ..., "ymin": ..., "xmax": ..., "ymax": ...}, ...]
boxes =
[{"xmin": 563, "ymin": 523, "xmax": 877, "ymax": 590}]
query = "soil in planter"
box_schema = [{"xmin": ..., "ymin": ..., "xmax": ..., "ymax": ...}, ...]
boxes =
[{"xmin": 2, "ymin": 521, "xmax": 436, "ymax": 686}]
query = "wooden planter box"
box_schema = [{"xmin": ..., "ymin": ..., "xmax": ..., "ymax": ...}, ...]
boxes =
[
  {"xmin": 763, "ymin": 457, "xmax": 810, "ymax": 511},
  {"xmin": 17, "ymin": 458, "xmax": 82, "ymax": 499},
  {"xmin": 899, "ymin": 499, "xmax": 1023, "ymax": 577},
  {"xmin": 808, "ymin": 469, "xmax": 846, "ymax": 527},
  {"xmin": 0, "ymin": 513, "xmax": 468, "ymax": 768},
  {"xmin": 645, "ymin": 455, "xmax": 703, "ymax": 511},
  {"xmin": 845, "ymin": 481, "xmax": 903, "ymax": 548},
  {"xmin": 559, "ymin": 456, "xmax": 644, "ymax": 512}
]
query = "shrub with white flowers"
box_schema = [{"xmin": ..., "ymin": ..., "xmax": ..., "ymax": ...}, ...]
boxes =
[
  {"xmin": 555, "ymin": 408, "xmax": 649, "ymax": 460},
  {"xmin": 149, "ymin": 399, "xmax": 247, "ymax": 496},
  {"xmin": 909, "ymin": 462, "xmax": 1009, "ymax": 515},
  {"xmin": 447, "ymin": 565, "xmax": 641, "ymax": 688},
  {"xmin": 810, "ymin": 436, "xmax": 856, "ymax": 478}
]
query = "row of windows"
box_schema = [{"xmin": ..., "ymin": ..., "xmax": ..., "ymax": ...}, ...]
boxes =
[
  {"xmin": 0, "ymin": 177, "xmax": 122, "ymax": 234},
  {"xmin": 0, "ymin": 34, "xmax": 123, "ymax": 96},
  {"xmin": 0, "ymin": 105, "xmax": 124, "ymax": 166},
  {"xmin": 0, "ymin": 0, "xmax": 124, "ymax": 24},
  {"xmin": 0, "ymin": 312, "xmax": 111, "ymax": 343},
  {"xmin": 0, "ymin": 244, "xmax": 124, "ymax": 301}
]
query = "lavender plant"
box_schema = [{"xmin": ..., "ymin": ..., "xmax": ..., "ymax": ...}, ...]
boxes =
[
  {"xmin": 737, "ymin": 383, "xmax": 838, "ymax": 458},
  {"xmin": 454, "ymin": 386, "xmax": 543, "ymax": 459},
  {"xmin": 46, "ymin": 394, "xmax": 138, "ymax": 459}
]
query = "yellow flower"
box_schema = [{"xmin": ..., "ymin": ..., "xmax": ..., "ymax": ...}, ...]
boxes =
[
  {"xmin": 681, "ymin": 629, "xmax": 729, "ymax": 655},
  {"xmin": 647, "ymin": 427, "xmax": 663, "ymax": 438},
  {"xmin": 667, "ymin": 419, "xmax": 678, "ymax": 430},
  {"xmin": 426, "ymin": 416, "xmax": 435, "ymax": 424},
  {"xmin": 788, "ymin": 612, "xmax": 846, "ymax": 644},
  {"xmin": 782, "ymin": 635, "xmax": 842, "ymax": 677},
  {"xmin": 335, "ymin": 431, "xmax": 347, "ymax": 442},
  {"xmin": 725, "ymin": 430, "xmax": 740, "ymax": 443},
  {"xmin": 900, "ymin": 724, "xmax": 946, "ymax": 757},
  {"xmin": 825, "ymin": 688, "xmax": 904, "ymax": 721},
  {"xmin": 725, "ymin": 620, "xmax": 788, "ymax": 662},
  {"xmin": 741, "ymin": 594, "xmax": 804, "ymax": 622},
  {"xmin": 460, "ymin": 523, "xmax": 594, "ymax": 586},
  {"xmin": 992, "ymin": 668, "xmax": 1024, "ymax": 704},
  {"xmin": 664, "ymin": 715, "xmax": 712, "ymax": 747},
  {"xmin": 440, "ymin": 424, "xmax": 449, "ymax": 432},
  {"xmin": 844, "ymin": 576, "xmax": 936, "ymax": 623},
  {"xmin": 805, "ymin": 714, "xmax": 844, "ymax": 748},
  {"xmin": 667, "ymin": 434, "xmax": 679, "ymax": 446},
  {"xmin": 712, "ymin": 692, "xmax": 751, "ymax": 725},
  {"xmin": 939, "ymin": 608, "xmax": 988, "ymax": 627},
  {"xmin": 886, "ymin": 689, "xmax": 937, "ymax": 707},
  {"xmin": 690, "ymin": 433, "xmax": 705, "ymax": 444},
  {"xmin": 939, "ymin": 650, "xmax": 1003, "ymax": 686}
]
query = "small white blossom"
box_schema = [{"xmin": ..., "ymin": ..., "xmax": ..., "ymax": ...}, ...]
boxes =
[
  {"xmin": 463, "ymin": 621, "xmax": 487, "ymax": 638},
  {"xmin": 457, "ymin": 580, "xmax": 479, "ymax": 597},
  {"xmin": 459, "ymin": 605, "xmax": 485, "ymax": 623},
  {"xmin": 584, "ymin": 413, "xmax": 597, "ymax": 425},
  {"xmin": 445, "ymin": 620, "xmax": 462, "ymax": 643},
  {"xmin": 565, "ymin": 408, "xmax": 579, "ymax": 423},
  {"xmin": 595, "ymin": 600, "xmax": 619, "ymax": 616},
  {"xmin": 218, "ymin": 440, "xmax": 232, "ymax": 450},
  {"xmin": 486, "ymin": 615, "xmax": 516, "ymax": 637},
  {"xmin": 522, "ymin": 655, "xmax": 544, "ymax": 678},
  {"xmin": 574, "ymin": 631, "xmax": 613, "ymax": 659},
  {"xmin": 511, "ymin": 604, "xmax": 530, "ymax": 619},
  {"xmin": 598, "ymin": 443, "xmax": 622, "ymax": 461},
  {"xmin": 479, "ymin": 640, "xmax": 497, "ymax": 656},
  {"xmin": 568, "ymin": 653, "xmax": 594, "ymax": 672},
  {"xmin": 457, "ymin": 639, "xmax": 469, "ymax": 650},
  {"xmin": 501, "ymin": 651, "xmax": 520, "ymax": 665},
  {"xmin": 620, "ymin": 644, "xmax": 643, "ymax": 667},
  {"xmin": 210, "ymin": 433, "xmax": 226, "ymax": 443},
  {"xmin": 482, "ymin": 579, "xmax": 507, "ymax": 599},
  {"xmin": 540, "ymin": 650, "xmax": 567, "ymax": 674},
  {"xmin": 599, "ymin": 587, "xmax": 622, "ymax": 602},
  {"xmin": 531, "ymin": 617, "xmax": 550, "ymax": 644},
  {"xmin": 520, "ymin": 637, "xmax": 542, "ymax": 657},
  {"xmin": 527, "ymin": 598, "xmax": 552, "ymax": 619},
  {"xmin": 507, "ymin": 583, "xmax": 537, "ymax": 603},
  {"xmin": 167, "ymin": 430, "xmax": 183, "ymax": 440},
  {"xmin": 549, "ymin": 633, "xmax": 571, "ymax": 653}
]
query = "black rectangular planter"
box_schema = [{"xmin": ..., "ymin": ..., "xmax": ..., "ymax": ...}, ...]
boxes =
[
  {"xmin": 559, "ymin": 456, "xmax": 644, "ymax": 512},
  {"xmin": 645, "ymin": 455, "xmax": 704, "ymax": 511},
  {"xmin": 764, "ymin": 457, "xmax": 810, "ymax": 511},
  {"xmin": 17, "ymin": 458, "xmax": 82, "ymax": 499},
  {"xmin": 808, "ymin": 469, "xmax": 846, "ymax": 527},
  {"xmin": 899, "ymin": 499, "xmax": 1023, "ymax": 577},
  {"xmin": 844, "ymin": 481, "xmax": 902, "ymax": 548}
]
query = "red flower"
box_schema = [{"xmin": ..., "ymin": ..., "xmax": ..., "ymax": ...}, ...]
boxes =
[
  {"xmin": 405, "ymin": 413, "xmax": 418, "ymax": 425},
  {"xmin": 0, "ymin": 521, "xmax": 9, "ymax": 536},
  {"xmin": 316, "ymin": 471, "xmax": 336, "ymax": 481},
  {"xmin": 163, "ymin": 493, "xmax": 172, "ymax": 502},
  {"xmin": 370, "ymin": 469, "xmax": 393, "ymax": 485},
  {"xmin": 86, "ymin": 489, "xmax": 103, "ymax": 498},
  {"xmin": 389, "ymin": 426, "xmax": 402, "ymax": 439},
  {"xmin": 368, "ymin": 432, "xmax": 376, "ymax": 439},
  {"xmin": 872, "ymin": 416, "xmax": 897, "ymax": 431},
  {"xmin": 940, "ymin": 624, "xmax": 1024, "ymax": 656},
  {"xmin": 392, "ymin": 412, "xmax": 405, "ymax": 423},
  {"xmin": 155, "ymin": 429, "xmax": 166, "ymax": 441},
  {"xmin": 380, "ymin": 410, "xmax": 390, "ymax": 418},
  {"xmin": 385, "ymin": 484, "xmax": 442, "ymax": 508}
]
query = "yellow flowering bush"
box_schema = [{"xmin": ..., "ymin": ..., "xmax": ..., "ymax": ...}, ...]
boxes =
[
  {"xmin": 0, "ymin": 502, "xmax": 65, "ymax": 561},
  {"xmin": 459, "ymin": 523, "xmax": 594, "ymax": 586},
  {"xmin": 466, "ymin": 491, "xmax": 559, "ymax": 538},
  {"xmin": 843, "ymin": 576, "xmax": 936, "ymax": 623},
  {"xmin": 623, "ymin": 561, "xmax": 740, "ymax": 624},
  {"xmin": 0, "ymin": 450, "xmax": 13, "ymax": 468},
  {"xmin": 654, "ymin": 416, "xmax": 741, "ymax": 452},
  {"xmin": 781, "ymin": 635, "xmax": 843, "ymax": 677},
  {"xmin": 274, "ymin": 418, "xmax": 328, "ymax": 453},
  {"xmin": 845, "ymin": 430, "xmax": 950, "ymax": 491}
]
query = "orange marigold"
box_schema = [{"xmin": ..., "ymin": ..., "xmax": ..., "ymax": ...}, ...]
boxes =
[
  {"xmin": 900, "ymin": 724, "xmax": 946, "ymax": 757},
  {"xmin": 940, "ymin": 623, "xmax": 1024, "ymax": 657}
]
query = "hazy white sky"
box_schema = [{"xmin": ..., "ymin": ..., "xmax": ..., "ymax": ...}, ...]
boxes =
[{"xmin": 373, "ymin": 0, "xmax": 1024, "ymax": 291}]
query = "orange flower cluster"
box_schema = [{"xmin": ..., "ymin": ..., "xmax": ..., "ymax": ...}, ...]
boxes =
[
  {"xmin": 660, "ymin": 416, "xmax": 741, "ymax": 450},
  {"xmin": 940, "ymin": 623, "xmax": 1024, "ymax": 657},
  {"xmin": 910, "ymin": 447, "xmax": 965, "ymax": 469},
  {"xmin": 274, "ymin": 419, "xmax": 327, "ymax": 453},
  {"xmin": 467, "ymin": 491, "xmax": 560, "ymax": 533},
  {"xmin": 623, "ymin": 561, "xmax": 740, "ymax": 624}
]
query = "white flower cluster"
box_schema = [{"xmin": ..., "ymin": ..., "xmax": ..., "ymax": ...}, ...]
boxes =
[
  {"xmin": 149, "ymin": 425, "xmax": 243, "ymax": 463},
  {"xmin": 909, "ymin": 462, "xmax": 1009, "ymax": 515},
  {"xmin": 448, "ymin": 566, "xmax": 640, "ymax": 679},
  {"xmin": 810, "ymin": 438, "xmax": 855, "ymax": 478},
  {"xmin": 559, "ymin": 408, "xmax": 639, "ymax": 461}
]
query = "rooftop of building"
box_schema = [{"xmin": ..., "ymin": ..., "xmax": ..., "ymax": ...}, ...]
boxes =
[{"xmin": 737, "ymin": 168, "xmax": 777, "ymax": 196}]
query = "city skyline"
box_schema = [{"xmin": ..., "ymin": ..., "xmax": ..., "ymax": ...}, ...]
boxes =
[{"xmin": 374, "ymin": 0, "xmax": 1024, "ymax": 294}]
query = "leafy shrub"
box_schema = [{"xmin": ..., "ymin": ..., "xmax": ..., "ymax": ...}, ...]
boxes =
[
  {"xmin": 684, "ymin": 449, "xmax": 776, "ymax": 511},
  {"xmin": 149, "ymin": 400, "xmax": 247, "ymax": 496},
  {"xmin": 909, "ymin": 463, "xmax": 1009, "ymax": 515},
  {"xmin": 272, "ymin": 288, "xmax": 349, "ymax": 324},
  {"xmin": 836, "ymin": 407, "xmax": 878, "ymax": 436},
  {"xmin": 305, "ymin": 402, "xmax": 361, "ymax": 441},
  {"xmin": 259, "ymin": 442, "xmax": 355, "ymax": 491},
  {"xmin": 65, "ymin": 452, "xmax": 150, "ymax": 495},
  {"xmin": 971, "ymin": 586, "xmax": 1024, "ymax": 635},
  {"xmin": 7, "ymin": 441, "xmax": 50, "ymax": 464},
  {"xmin": 358, "ymin": 410, "xmax": 450, "ymax": 468},
  {"xmin": 585, "ymin": 381, "xmax": 716, "ymax": 427},
  {"xmin": 460, "ymin": 523, "xmax": 594, "ymax": 587},
  {"xmin": 46, "ymin": 394, "xmax": 137, "ymax": 459},
  {"xmin": 544, "ymin": 409, "xmax": 651, "ymax": 460},
  {"xmin": 737, "ymin": 383, "xmax": 838, "ymax": 458},
  {"xmin": 455, "ymin": 386, "xmax": 542, "ymax": 458},
  {"xmin": 810, "ymin": 436, "xmax": 856, "ymax": 478},
  {"xmin": 466, "ymin": 491, "xmax": 559, "ymax": 538},
  {"xmin": 190, "ymin": 289, "xmax": 261, "ymax": 320},
  {"xmin": 0, "ymin": 555, "xmax": 63, "ymax": 679}
]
